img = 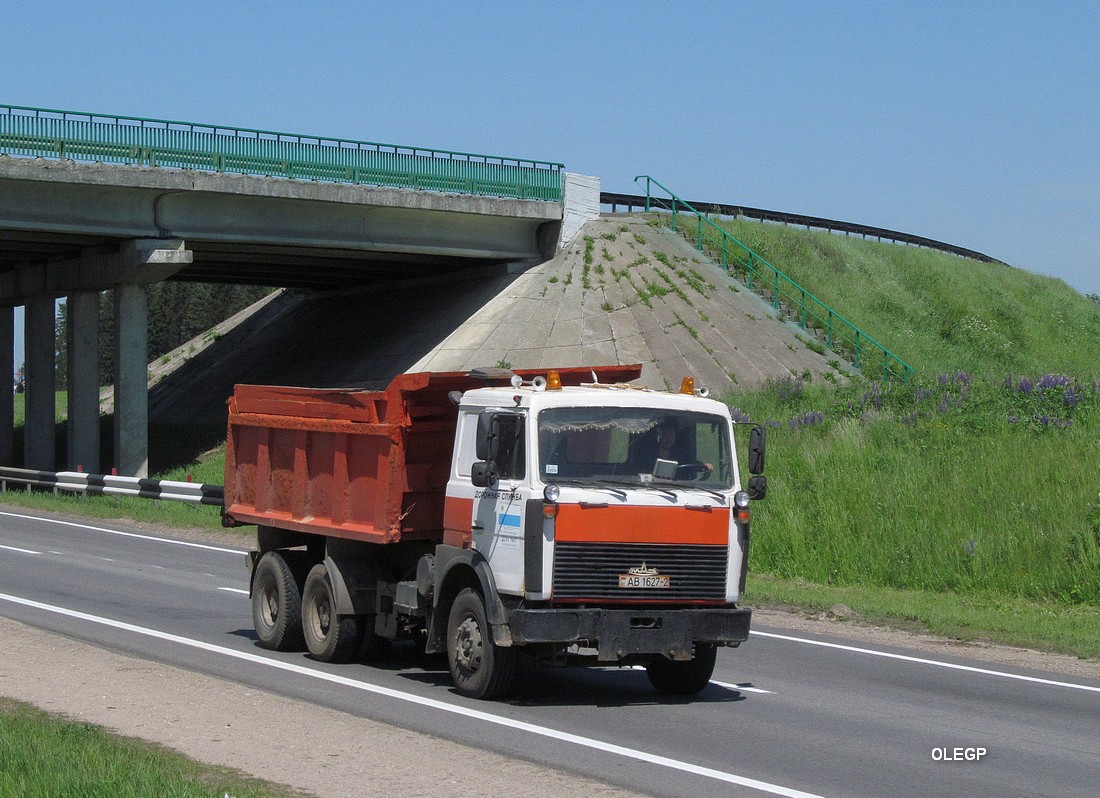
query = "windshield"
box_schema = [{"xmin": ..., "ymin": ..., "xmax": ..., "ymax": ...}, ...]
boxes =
[{"xmin": 537, "ymin": 407, "xmax": 734, "ymax": 489}]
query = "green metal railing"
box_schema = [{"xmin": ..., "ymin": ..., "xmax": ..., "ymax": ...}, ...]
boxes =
[
  {"xmin": 0, "ymin": 104, "xmax": 564, "ymax": 202},
  {"xmin": 635, "ymin": 176, "xmax": 913, "ymax": 382}
]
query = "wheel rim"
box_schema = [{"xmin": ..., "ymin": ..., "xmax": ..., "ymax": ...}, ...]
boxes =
[
  {"xmin": 260, "ymin": 579, "xmax": 278, "ymax": 628},
  {"xmin": 454, "ymin": 614, "xmax": 483, "ymax": 673},
  {"xmin": 308, "ymin": 591, "xmax": 333, "ymax": 640}
]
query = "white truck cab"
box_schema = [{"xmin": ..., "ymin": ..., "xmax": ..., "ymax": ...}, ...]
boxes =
[{"xmin": 433, "ymin": 370, "xmax": 766, "ymax": 698}]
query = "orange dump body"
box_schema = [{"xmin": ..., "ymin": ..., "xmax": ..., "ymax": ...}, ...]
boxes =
[{"xmin": 224, "ymin": 366, "xmax": 642, "ymax": 545}]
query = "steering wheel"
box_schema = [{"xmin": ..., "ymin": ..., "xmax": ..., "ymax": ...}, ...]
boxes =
[{"xmin": 674, "ymin": 461, "xmax": 712, "ymax": 480}]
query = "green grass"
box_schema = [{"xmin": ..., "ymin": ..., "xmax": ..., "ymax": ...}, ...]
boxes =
[
  {"xmin": 13, "ymin": 392, "xmax": 68, "ymax": 425},
  {"xmin": 746, "ymin": 575, "xmax": 1100, "ymax": 660},
  {"xmin": 724, "ymin": 371, "xmax": 1100, "ymax": 658},
  {"xmin": 731, "ymin": 373, "xmax": 1100, "ymax": 602},
  {"xmin": 701, "ymin": 217, "xmax": 1100, "ymax": 378},
  {"xmin": 0, "ymin": 698, "xmax": 305, "ymax": 798}
]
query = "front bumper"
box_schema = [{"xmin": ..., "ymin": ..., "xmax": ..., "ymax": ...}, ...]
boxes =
[{"xmin": 506, "ymin": 605, "xmax": 752, "ymax": 661}]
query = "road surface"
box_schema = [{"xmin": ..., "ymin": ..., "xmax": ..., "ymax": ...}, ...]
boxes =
[{"xmin": 0, "ymin": 508, "xmax": 1097, "ymax": 798}]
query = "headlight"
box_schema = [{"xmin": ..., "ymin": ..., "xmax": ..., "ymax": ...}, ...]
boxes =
[
  {"xmin": 543, "ymin": 484, "xmax": 560, "ymax": 502},
  {"xmin": 733, "ymin": 490, "xmax": 751, "ymax": 509}
]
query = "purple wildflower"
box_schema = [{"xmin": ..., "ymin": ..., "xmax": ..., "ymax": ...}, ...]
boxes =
[{"xmin": 1036, "ymin": 374, "xmax": 1070, "ymax": 392}]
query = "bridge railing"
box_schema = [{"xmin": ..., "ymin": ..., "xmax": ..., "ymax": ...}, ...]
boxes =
[
  {"xmin": 0, "ymin": 104, "xmax": 564, "ymax": 202},
  {"xmin": 635, "ymin": 175, "xmax": 913, "ymax": 382}
]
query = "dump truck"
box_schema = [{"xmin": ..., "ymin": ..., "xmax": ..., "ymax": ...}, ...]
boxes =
[{"xmin": 224, "ymin": 365, "xmax": 767, "ymax": 699}]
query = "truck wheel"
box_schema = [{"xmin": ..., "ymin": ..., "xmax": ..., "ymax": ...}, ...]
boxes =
[
  {"xmin": 252, "ymin": 551, "xmax": 305, "ymax": 652},
  {"xmin": 302, "ymin": 564, "xmax": 361, "ymax": 663},
  {"xmin": 645, "ymin": 644, "xmax": 718, "ymax": 695},
  {"xmin": 446, "ymin": 588, "xmax": 516, "ymax": 700}
]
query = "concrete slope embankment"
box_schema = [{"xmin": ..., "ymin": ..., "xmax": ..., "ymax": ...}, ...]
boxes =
[
  {"xmin": 410, "ymin": 215, "xmax": 837, "ymax": 391},
  {"xmin": 149, "ymin": 215, "xmax": 839, "ymax": 425}
]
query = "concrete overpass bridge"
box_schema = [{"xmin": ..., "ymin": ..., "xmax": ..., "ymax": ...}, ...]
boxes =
[{"xmin": 0, "ymin": 104, "xmax": 584, "ymax": 475}]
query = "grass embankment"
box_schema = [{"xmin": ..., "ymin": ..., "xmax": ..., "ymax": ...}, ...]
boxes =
[
  {"xmin": 730, "ymin": 373, "xmax": 1100, "ymax": 659},
  {"xmin": 709, "ymin": 217, "xmax": 1100, "ymax": 377},
  {"xmin": 0, "ymin": 698, "xmax": 302, "ymax": 798},
  {"xmin": 673, "ymin": 216, "xmax": 1100, "ymax": 659}
]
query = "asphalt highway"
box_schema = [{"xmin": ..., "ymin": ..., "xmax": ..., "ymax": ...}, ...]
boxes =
[{"xmin": 0, "ymin": 508, "xmax": 1097, "ymax": 798}]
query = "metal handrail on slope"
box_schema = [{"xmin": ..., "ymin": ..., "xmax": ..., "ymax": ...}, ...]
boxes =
[
  {"xmin": 634, "ymin": 175, "xmax": 913, "ymax": 382},
  {"xmin": 601, "ymin": 191, "xmax": 1003, "ymax": 264},
  {"xmin": 0, "ymin": 103, "xmax": 564, "ymax": 202}
]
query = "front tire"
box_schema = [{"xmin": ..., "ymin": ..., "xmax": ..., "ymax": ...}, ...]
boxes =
[
  {"xmin": 252, "ymin": 551, "xmax": 305, "ymax": 652},
  {"xmin": 302, "ymin": 563, "xmax": 361, "ymax": 663},
  {"xmin": 446, "ymin": 588, "xmax": 516, "ymax": 700},
  {"xmin": 645, "ymin": 644, "xmax": 718, "ymax": 695}
]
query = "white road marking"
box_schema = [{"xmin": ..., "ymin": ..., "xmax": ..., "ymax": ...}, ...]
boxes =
[
  {"xmin": 715, "ymin": 680, "xmax": 773, "ymax": 694},
  {"xmin": 0, "ymin": 543, "xmax": 41, "ymax": 555},
  {"xmin": 629, "ymin": 666, "xmax": 774, "ymax": 695},
  {"xmin": 0, "ymin": 510, "xmax": 242, "ymax": 555},
  {"xmin": 0, "ymin": 591, "xmax": 824, "ymax": 798},
  {"xmin": 751, "ymin": 630, "xmax": 1100, "ymax": 693},
  {"xmin": 218, "ymin": 587, "xmax": 249, "ymax": 595}
]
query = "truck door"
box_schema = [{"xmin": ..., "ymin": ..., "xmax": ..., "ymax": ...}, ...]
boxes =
[{"xmin": 471, "ymin": 413, "xmax": 527, "ymax": 596}]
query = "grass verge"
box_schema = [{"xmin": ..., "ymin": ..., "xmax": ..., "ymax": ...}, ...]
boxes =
[
  {"xmin": 0, "ymin": 698, "xmax": 306, "ymax": 798},
  {"xmin": 747, "ymin": 574, "xmax": 1100, "ymax": 661}
]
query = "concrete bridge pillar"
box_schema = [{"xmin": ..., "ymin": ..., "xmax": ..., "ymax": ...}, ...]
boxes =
[
  {"xmin": 66, "ymin": 291, "xmax": 100, "ymax": 472},
  {"xmin": 113, "ymin": 283, "xmax": 149, "ymax": 478},
  {"xmin": 24, "ymin": 295, "xmax": 56, "ymax": 470},
  {"xmin": 0, "ymin": 307, "xmax": 12, "ymax": 465}
]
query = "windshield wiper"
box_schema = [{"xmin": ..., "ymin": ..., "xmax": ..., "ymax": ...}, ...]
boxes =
[
  {"xmin": 647, "ymin": 479, "xmax": 727, "ymax": 502},
  {"xmin": 685, "ymin": 486, "xmax": 727, "ymax": 502},
  {"xmin": 552, "ymin": 477, "xmax": 628, "ymax": 500}
]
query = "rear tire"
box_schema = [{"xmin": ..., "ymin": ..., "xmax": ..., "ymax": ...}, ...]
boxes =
[
  {"xmin": 252, "ymin": 551, "xmax": 305, "ymax": 652},
  {"xmin": 446, "ymin": 588, "xmax": 516, "ymax": 700},
  {"xmin": 302, "ymin": 563, "xmax": 361, "ymax": 663},
  {"xmin": 645, "ymin": 644, "xmax": 718, "ymax": 695}
]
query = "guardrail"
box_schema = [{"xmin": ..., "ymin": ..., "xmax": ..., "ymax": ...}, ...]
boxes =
[
  {"xmin": 0, "ymin": 466, "xmax": 224, "ymax": 506},
  {"xmin": 0, "ymin": 103, "xmax": 565, "ymax": 202},
  {"xmin": 601, "ymin": 191, "xmax": 1003, "ymax": 265},
  {"xmin": 633, "ymin": 175, "xmax": 913, "ymax": 382}
]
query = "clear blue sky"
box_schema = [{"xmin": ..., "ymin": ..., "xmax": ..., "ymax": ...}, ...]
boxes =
[{"xmin": 3, "ymin": 1, "xmax": 1098, "ymax": 364}]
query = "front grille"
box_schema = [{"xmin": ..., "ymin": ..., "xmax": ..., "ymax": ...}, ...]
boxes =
[{"xmin": 552, "ymin": 542, "xmax": 728, "ymax": 601}]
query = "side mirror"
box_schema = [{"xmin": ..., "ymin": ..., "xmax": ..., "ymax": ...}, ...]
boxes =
[
  {"xmin": 747, "ymin": 475, "xmax": 768, "ymax": 500},
  {"xmin": 471, "ymin": 461, "xmax": 497, "ymax": 488},
  {"xmin": 475, "ymin": 413, "xmax": 499, "ymax": 462},
  {"xmin": 748, "ymin": 426, "xmax": 766, "ymax": 475}
]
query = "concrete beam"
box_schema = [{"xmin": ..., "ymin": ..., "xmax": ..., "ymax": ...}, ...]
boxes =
[
  {"xmin": 0, "ymin": 157, "xmax": 562, "ymax": 220},
  {"xmin": 0, "ymin": 159, "xmax": 560, "ymax": 303},
  {"xmin": 0, "ymin": 239, "xmax": 191, "ymax": 303},
  {"xmin": 67, "ymin": 291, "xmax": 100, "ymax": 472},
  {"xmin": 24, "ymin": 295, "xmax": 55, "ymax": 470},
  {"xmin": 113, "ymin": 284, "xmax": 148, "ymax": 477}
]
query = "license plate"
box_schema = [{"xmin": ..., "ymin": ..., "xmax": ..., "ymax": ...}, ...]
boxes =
[{"xmin": 618, "ymin": 574, "xmax": 670, "ymax": 589}]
